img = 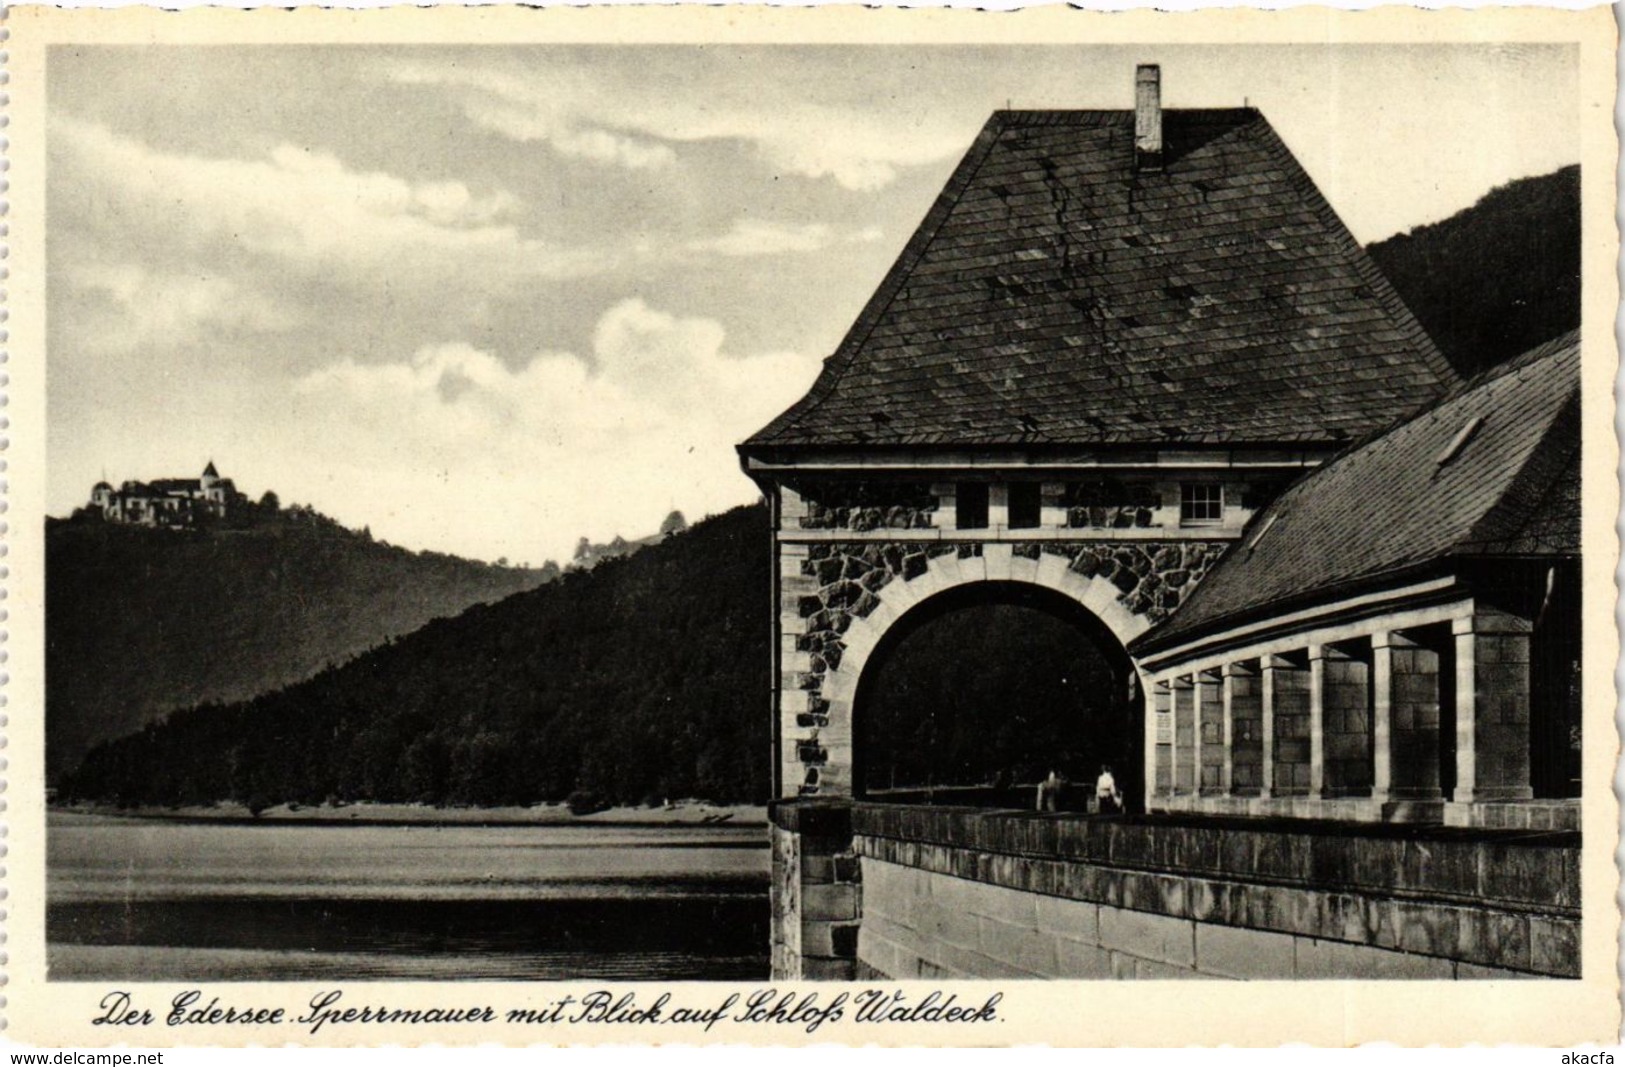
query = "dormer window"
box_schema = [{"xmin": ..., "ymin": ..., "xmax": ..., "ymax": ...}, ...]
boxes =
[{"xmin": 1181, "ymin": 483, "xmax": 1223, "ymax": 526}]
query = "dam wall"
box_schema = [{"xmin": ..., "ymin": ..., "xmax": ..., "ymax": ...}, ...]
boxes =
[{"xmin": 769, "ymin": 801, "xmax": 1580, "ymax": 981}]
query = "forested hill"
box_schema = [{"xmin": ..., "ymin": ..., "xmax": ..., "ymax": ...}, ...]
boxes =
[
  {"xmin": 46, "ymin": 515, "xmax": 557, "ymax": 779},
  {"xmin": 1367, "ymin": 165, "xmax": 1579, "ymax": 378},
  {"xmin": 59, "ymin": 504, "xmax": 772, "ymax": 810},
  {"xmin": 55, "ymin": 166, "xmax": 1580, "ymax": 809}
]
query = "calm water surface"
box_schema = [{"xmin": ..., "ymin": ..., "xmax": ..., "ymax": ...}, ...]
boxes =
[{"xmin": 48, "ymin": 812, "xmax": 770, "ymax": 981}]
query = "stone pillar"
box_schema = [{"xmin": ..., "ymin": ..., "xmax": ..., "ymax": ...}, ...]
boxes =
[
  {"xmin": 778, "ymin": 544, "xmax": 825, "ymax": 797},
  {"xmin": 1371, "ymin": 634, "xmax": 1395, "ymax": 803},
  {"xmin": 1040, "ymin": 482, "xmax": 1068, "ymax": 529},
  {"xmin": 1197, "ymin": 669, "xmax": 1225, "ymax": 795},
  {"xmin": 1173, "ymin": 676, "xmax": 1196, "ymax": 795},
  {"xmin": 1307, "ymin": 645, "xmax": 1326, "ymax": 799},
  {"xmin": 1321, "ymin": 641, "xmax": 1373, "ymax": 798},
  {"xmin": 936, "ymin": 483, "xmax": 960, "ymax": 530},
  {"xmin": 1225, "ymin": 661, "xmax": 1263, "ymax": 796},
  {"xmin": 1258, "ymin": 658, "xmax": 1276, "ymax": 799},
  {"xmin": 1389, "ymin": 632, "xmax": 1445, "ymax": 801},
  {"xmin": 1453, "ymin": 611, "xmax": 1535, "ymax": 803},
  {"xmin": 770, "ymin": 800, "xmax": 862, "ymax": 981},
  {"xmin": 988, "ymin": 483, "xmax": 1009, "ymax": 530},
  {"xmin": 1153, "ymin": 681, "xmax": 1174, "ymax": 797},
  {"xmin": 1267, "ymin": 653, "xmax": 1312, "ymax": 797}
]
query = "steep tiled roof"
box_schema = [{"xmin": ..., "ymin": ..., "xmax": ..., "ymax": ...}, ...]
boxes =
[
  {"xmin": 1133, "ymin": 331, "xmax": 1581, "ymax": 654},
  {"xmin": 745, "ymin": 109, "xmax": 1455, "ymax": 450}
]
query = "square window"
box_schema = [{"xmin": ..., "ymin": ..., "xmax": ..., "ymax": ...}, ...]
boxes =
[
  {"xmin": 1181, "ymin": 483, "xmax": 1223, "ymax": 525},
  {"xmin": 956, "ymin": 483, "xmax": 989, "ymax": 530},
  {"xmin": 1007, "ymin": 483, "xmax": 1042, "ymax": 529}
]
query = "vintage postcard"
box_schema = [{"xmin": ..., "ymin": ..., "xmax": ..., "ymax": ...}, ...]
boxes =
[{"xmin": 4, "ymin": 3, "xmax": 1620, "ymax": 1047}]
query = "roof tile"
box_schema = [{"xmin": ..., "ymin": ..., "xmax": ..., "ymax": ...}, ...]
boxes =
[
  {"xmin": 744, "ymin": 109, "xmax": 1454, "ymax": 450},
  {"xmin": 1133, "ymin": 332, "xmax": 1581, "ymax": 653}
]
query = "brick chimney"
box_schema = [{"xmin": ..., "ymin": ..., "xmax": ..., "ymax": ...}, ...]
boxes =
[{"xmin": 1135, "ymin": 64, "xmax": 1163, "ymax": 171}]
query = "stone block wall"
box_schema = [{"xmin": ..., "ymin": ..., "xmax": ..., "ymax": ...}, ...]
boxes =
[
  {"xmin": 1390, "ymin": 638, "xmax": 1444, "ymax": 798},
  {"xmin": 1322, "ymin": 645, "xmax": 1373, "ymax": 796},
  {"xmin": 1197, "ymin": 672, "xmax": 1224, "ymax": 793},
  {"xmin": 1228, "ymin": 665, "xmax": 1263, "ymax": 794},
  {"xmin": 776, "ymin": 535, "xmax": 1209, "ymax": 799},
  {"xmin": 849, "ymin": 803, "xmax": 1579, "ymax": 980},
  {"xmin": 1271, "ymin": 660, "xmax": 1313, "ymax": 795},
  {"xmin": 770, "ymin": 801, "xmax": 863, "ymax": 980},
  {"xmin": 1173, "ymin": 680, "xmax": 1196, "ymax": 794},
  {"xmin": 860, "ymin": 858, "xmax": 1485, "ymax": 980}
]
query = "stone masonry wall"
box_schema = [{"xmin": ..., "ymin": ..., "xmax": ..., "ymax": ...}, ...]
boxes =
[
  {"xmin": 1031, "ymin": 542, "xmax": 1227, "ymax": 625},
  {"xmin": 859, "ymin": 858, "xmax": 1518, "ymax": 980},
  {"xmin": 851, "ymin": 803, "xmax": 1579, "ymax": 980},
  {"xmin": 783, "ymin": 539, "xmax": 1225, "ymax": 796},
  {"xmin": 770, "ymin": 802, "xmax": 863, "ymax": 980},
  {"xmin": 796, "ymin": 481, "xmax": 938, "ymax": 531}
]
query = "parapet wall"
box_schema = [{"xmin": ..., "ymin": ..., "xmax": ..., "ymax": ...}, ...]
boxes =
[{"xmin": 770, "ymin": 800, "xmax": 1581, "ymax": 981}]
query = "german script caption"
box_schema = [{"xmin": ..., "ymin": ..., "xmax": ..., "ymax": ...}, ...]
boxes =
[{"xmin": 92, "ymin": 988, "xmax": 1004, "ymax": 1036}]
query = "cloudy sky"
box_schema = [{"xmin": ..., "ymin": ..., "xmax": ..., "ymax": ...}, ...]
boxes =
[{"xmin": 47, "ymin": 43, "xmax": 1577, "ymax": 565}]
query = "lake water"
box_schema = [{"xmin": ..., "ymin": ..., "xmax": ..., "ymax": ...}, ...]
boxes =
[{"xmin": 48, "ymin": 812, "xmax": 770, "ymax": 981}]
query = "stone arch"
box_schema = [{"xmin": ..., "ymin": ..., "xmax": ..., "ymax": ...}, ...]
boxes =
[{"xmin": 812, "ymin": 544, "xmax": 1153, "ymax": 795}]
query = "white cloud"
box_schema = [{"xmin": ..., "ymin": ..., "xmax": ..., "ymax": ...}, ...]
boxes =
[
  {"xmin": 52, "ymin": 116, "xmax": 616, "ymax": 295},
  {"xmin": 68, "ymin": 262, "xmax": 300, "ymax": 352},
  {"xmin": 382, "ymin": 59, "xmax": 967, "ymax": 190},
  {"xmin": 684, "ymin": 219, "xmax": 884, "ymax": 258},
  {"xmin": 288, "ymin": 299, "xmax": 821, "ymax": 564},
  {"xmin": 464, "ymin": 99, "xmax": 678, "ymax": 171}
]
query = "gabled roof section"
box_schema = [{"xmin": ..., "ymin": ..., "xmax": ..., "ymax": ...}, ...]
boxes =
[
  {"xmin": 1133, "ymin": 331, "xmax": 1580, "ymax": 655},
  {"xmin": 745, "ymin": 109, "xmax": 1455, "ymax": 451}
]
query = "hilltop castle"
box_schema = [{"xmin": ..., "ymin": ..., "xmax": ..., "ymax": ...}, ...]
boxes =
[{"xmin": 88, "ymin": 462, "xmax": 249, "ymax": 528}]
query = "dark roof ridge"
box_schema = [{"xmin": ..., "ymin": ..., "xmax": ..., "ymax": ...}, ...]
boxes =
[
  {"xmin": 990, "ymin": 106, "xmax": 1259, "ymax": 125},
  {"xmin": 1445, "ymin": 328, "xmax": 1582, "ymax": 397},
  {"xmin": 1132, "ymin": 333, "xmax": 1580, "ymax": 655}
]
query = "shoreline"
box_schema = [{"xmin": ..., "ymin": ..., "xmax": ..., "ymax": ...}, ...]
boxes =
[{"xmin": 50, "ymin": 799, "xmax": 768, "ymax": 829}]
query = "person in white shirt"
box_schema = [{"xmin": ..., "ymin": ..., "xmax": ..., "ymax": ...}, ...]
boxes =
[{"xmin": 1095, "ymin": 765, "xmax": 1121, "ymax": 814}]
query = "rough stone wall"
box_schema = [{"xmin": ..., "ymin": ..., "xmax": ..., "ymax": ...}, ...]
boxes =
[
  {"xmin": 797, "ymin": 482, "xmax": 938, "ymax": 531},
  {"xmin": 1030, "ymin": 541, "xmax": 1227, "ymax": 624},
  {"xmin": 793, "ymin": 541, "xmax": 962, "ymax": 710},
  {"xmin": 783, "ymin": 537, "xmax": 1224, "ymax": 796},
  {"xmin": 1059, "ymin": 480, "xmax": 1160, "ymax": 530}
]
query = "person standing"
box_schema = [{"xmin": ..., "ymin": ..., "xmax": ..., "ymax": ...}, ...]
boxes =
[
  {"xmin": 1036, "ymin": 769, "xmax": 1064, "ymax": 812},
  {"xmin": 1095, "ymin": 765, "xmax": 1121, "ymax": 815}
]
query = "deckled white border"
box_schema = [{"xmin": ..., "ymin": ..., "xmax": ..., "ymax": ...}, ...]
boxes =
[{"xmin": 0, "ymin": 4, "xmax": 1617, "ymax": 1053}]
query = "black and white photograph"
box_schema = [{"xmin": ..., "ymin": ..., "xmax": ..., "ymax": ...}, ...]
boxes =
[{"xmin": 8, "ymin": 4, "xmax": 1620, "ymax": 1047}]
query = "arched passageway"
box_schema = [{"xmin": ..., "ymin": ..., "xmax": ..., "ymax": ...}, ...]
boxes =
[{"xmin": 852, "ymin": 581, "xmax": 1143, "ymax": 810}]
